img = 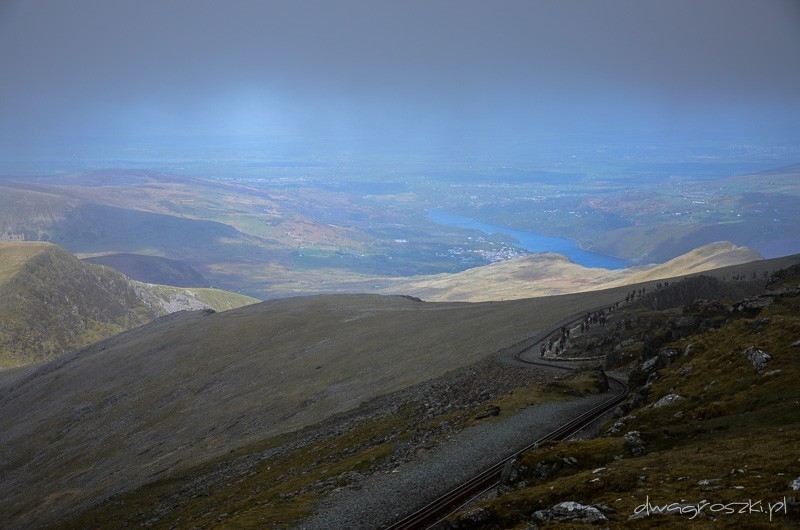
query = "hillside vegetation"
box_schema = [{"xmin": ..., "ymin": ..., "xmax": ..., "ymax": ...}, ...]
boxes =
[
  {"xmin": 84, "ymin": 253, "xmax": 209, "ymax": 286},
  {"xmin": 378, "ymin": 242, "xmax": 764, "ymax": 301},
  {"xmin": 0, "ymin": 242, "xmax": 258, "ymax": 368},
  {"xmin": 2, "ymin": 254, "xmax": 800, "ymax": 527},
  {"xmin": 0, "ymin": 282, "xmax": 650, "ymax": 528},
  {"xmin": 442, "ymin": 267, "xmax": 800, "ymax": 528}
]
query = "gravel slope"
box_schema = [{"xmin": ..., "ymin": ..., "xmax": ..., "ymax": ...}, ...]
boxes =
[{"xmin": 297, "ymin": 389, "xmax": 613, "ymax": 529}]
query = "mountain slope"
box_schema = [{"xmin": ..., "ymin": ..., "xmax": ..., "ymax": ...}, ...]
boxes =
[
  {"xmin": 0, "ymin": 242, "xmax": 258, "ymax": 368},
  {"xmin": 378, "ymin": 242, "xmax": 763, "ymax": 302},
  {"xmin": 441, "ymin": 266, "xmax": 800, "ymax": 528},
  {"xmin": 0, "ymin": 285, "xmax": 639, "ymax": 528},
  {"xmin": 83, "ymin": 253, "xmax": 209, "ymax": 287},
  {"xmin": 2, "ymin": 254, "xmax": 800, "ymax": 528}
]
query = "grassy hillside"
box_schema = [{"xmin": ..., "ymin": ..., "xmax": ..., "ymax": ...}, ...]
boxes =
[
  {"xmin": 438, "ymin": 268, "xmax": 800, "ymax": 528},
  {"xmin": 0, "ymin": 284, "xmax": 648, "ymax": 528},
  {"xmin": 0, "ymin": 241, "xmax": 53, "ymax": 284},
  {"xmin": 378, "ymin": 242, "xmax": 765, "ymax": 302},
  {"xmin": 83, "ymin": 253, "xmax": 210, "ymax": 287},
  {"xmin": 0, "ymin": 242, "xmax": 258, "ymax": 368},
  {"xmin": 132, "ymin": 282, "xmax": 260, "ymax": 313},
  {"xmin": 2, "ymin": 255, "xmax": 800, "ymax": 527},
  {"xmin": 2, "ymin": 256, "xmax": 798, "ymax": 528}
]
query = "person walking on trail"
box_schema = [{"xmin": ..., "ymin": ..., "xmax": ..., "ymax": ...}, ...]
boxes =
[{"xmin": 540, "ymin": 343, "xmax": 546, "ymax": 358}]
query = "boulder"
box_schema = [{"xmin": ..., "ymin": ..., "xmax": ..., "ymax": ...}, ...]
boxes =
[
  {"xmin": 533, "ymin": 501, "xmax": 607, "ymax": 523},
  {"xmin": 642, "ymin": 356, "xmax": 660, "ymax": 373},
  {"xmin": 651, "ymin": 394, "xmax": 684, "ymax": 408},
  {"xmin": 604, "ymin": 415, "xmax": 636, "ymax": 436},
  {"xmin": 741, "ymin": 346, "xmax": 772, "ymax": 373},
  {"xmin": 500, "ymin": 458, "xmax": 519, "ymax": 485},
  {"xmin": 657, "ymin": 348, "xmax": 679, "ymax": 366},
  {"xmin": 624, "ymin": 431, "xmax": 646, "ymax": 456}
]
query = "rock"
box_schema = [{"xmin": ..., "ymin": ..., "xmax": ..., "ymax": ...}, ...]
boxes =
[
  {"xmin": 792, "ymin": 339, "xmax": 800, "ymax": 347},
  {"xmin": 604, "ymin": 415, "xmax": 635, "ymax": 436},
  {"xmin": 671, "ymin": 317, "xmax": 700, "ymax": 339},
  {"xmin": 741, "ymin": 346, "xmax": 772, "ymax": 372},
  {"xmin": 500, "ymin": 458, "xmax": 519, "ymax": 485},
  {"xmin": 735, "ymin": 297, "xmax": 773, "ymax": 312},
  {"xmin": 678, "ymin": 363, "xmax": 694, "ymax": 375},
  {"xmin": 763, "ymin": 369, "xmax": 783, "ymax": 377},
  {"xmin": 629, "ymin": 390, "xmax": 648, "ymax": 408},
  {"xmin": 533, "ymin": 461, "xmax": 557, "ymax": 481},
  {"xmin": 684, "ymin": 343, "xmax": 695, "ymax": 355},
  {"xmin": 533, "ymin": 502, "xmax": 607, "ymax": 523},
  {"xmin": 651, "ymin": 394, "xmax": 684, "ymax": 408},
  {"xmin": 624, "ymin": 431, "xmax": 646, "ymax": 456},
  {"xmin": 672, "ymin": 315, "xmax": 700, "ymax": 329},
  {"xmin": 790, "ymin": 477, "xmax": 800, "ymax": 491},
  {"xmin": 753, "ymin": 317, "xmax": 771, "ymax": 328},
  {"xmin": 658, "ymin": 348, "xmax": 679, "ymax": 366},
  {"xmin": 562, "ymin": 456, "xmax": 578, "ymax": 467},
  {"xmin": 642, "ymin": 356, "xmax": 661, "ymax": 373}
]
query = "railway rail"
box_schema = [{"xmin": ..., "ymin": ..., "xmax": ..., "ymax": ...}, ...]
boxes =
[{"xmin": 385, "ymin": 306, "xmax": 630, "ymax": 530}]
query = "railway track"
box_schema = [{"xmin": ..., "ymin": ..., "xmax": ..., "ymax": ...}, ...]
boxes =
[{"xmin": 385, "ymin": 307, "xmax": 630, "ymax": 530}]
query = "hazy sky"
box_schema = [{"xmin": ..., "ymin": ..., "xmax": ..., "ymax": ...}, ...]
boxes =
[{"xmin": 1, "ymin": 0, "xmax": 799, "ymax": 159}]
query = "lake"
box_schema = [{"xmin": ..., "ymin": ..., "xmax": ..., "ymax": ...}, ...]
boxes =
[{"xmin": 429, "ymin": 209, "xmax": 630, "ymax": 270}]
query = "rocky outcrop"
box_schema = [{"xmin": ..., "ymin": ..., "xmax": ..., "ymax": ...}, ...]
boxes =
[
  {"xmin": 650, "ymin": 393, "xmax": 684, "ymax": 408},
  {"xmin": 741, "ymin": 346, "xmax": 772, "ymax": 373},
  {"xmin": 532, "ymin": 501, "xmax": 607, "ymax": 523},
  {"xmin": 624, "ymin": 431, "xmax": 646, "ymax": 456}
]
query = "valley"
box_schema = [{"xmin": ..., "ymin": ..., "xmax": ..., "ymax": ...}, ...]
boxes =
[
  {"xmin": 2, "ymin": 2, "xmax": 798, "ymax": 528},
  {"xmin": 2, "ymin": 159, "xmax": 799, "ymax": 301}
]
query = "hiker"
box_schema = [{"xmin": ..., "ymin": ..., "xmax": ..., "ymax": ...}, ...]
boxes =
[{"xmin": 540, "ymin": 343, "xmax": 546, "ymax": 358}]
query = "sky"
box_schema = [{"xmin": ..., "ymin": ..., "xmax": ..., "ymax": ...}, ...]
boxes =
[{"xmin": 1, "ymin": 0, "xmax": 799, "ymax": 164}]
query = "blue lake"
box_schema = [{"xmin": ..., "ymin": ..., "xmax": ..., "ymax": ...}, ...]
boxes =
[{"xmin": 428, "ymin": 209, "xmax": 630, "ymax": 270}]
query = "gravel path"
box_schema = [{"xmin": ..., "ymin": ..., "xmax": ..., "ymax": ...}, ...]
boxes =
[{"xmin": 295, "ymin": 389, "xmax": 613, "ymax": 529}]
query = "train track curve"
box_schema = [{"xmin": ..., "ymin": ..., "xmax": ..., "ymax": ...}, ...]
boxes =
[{"xmin": 385, "ymin": 307, "xmax": 630, "ymax": 530}]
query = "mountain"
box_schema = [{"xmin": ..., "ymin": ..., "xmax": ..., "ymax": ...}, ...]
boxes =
[
  {"xmin": 438, "ymin": 265, "xmax": 800, "ymax": 527},
  {"xmin": 0, "ymin": 242, "xmax": 259, "ymax": 368},
  {"xmin": 0, "ymin": 283, "xmax": 639, "ymax": 527},
  {"xmin": 2, "ymin": 254, "xmax": 799, "ymax": 528},
  {"xmin": 377, "ymin": 242, "xmax": 764, "ymax": 302},
  {"xmin": 0, "ymin": 171, "xmax": 373, "ymax": 298},
  {"xmin": 83, "ymin": 253, "xmax": 209, "ymax": 287}
]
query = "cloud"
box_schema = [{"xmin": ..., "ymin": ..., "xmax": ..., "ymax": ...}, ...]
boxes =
[{"xmin": 1, "ymin": 0, "xmax": 798, "ymax": 146}]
